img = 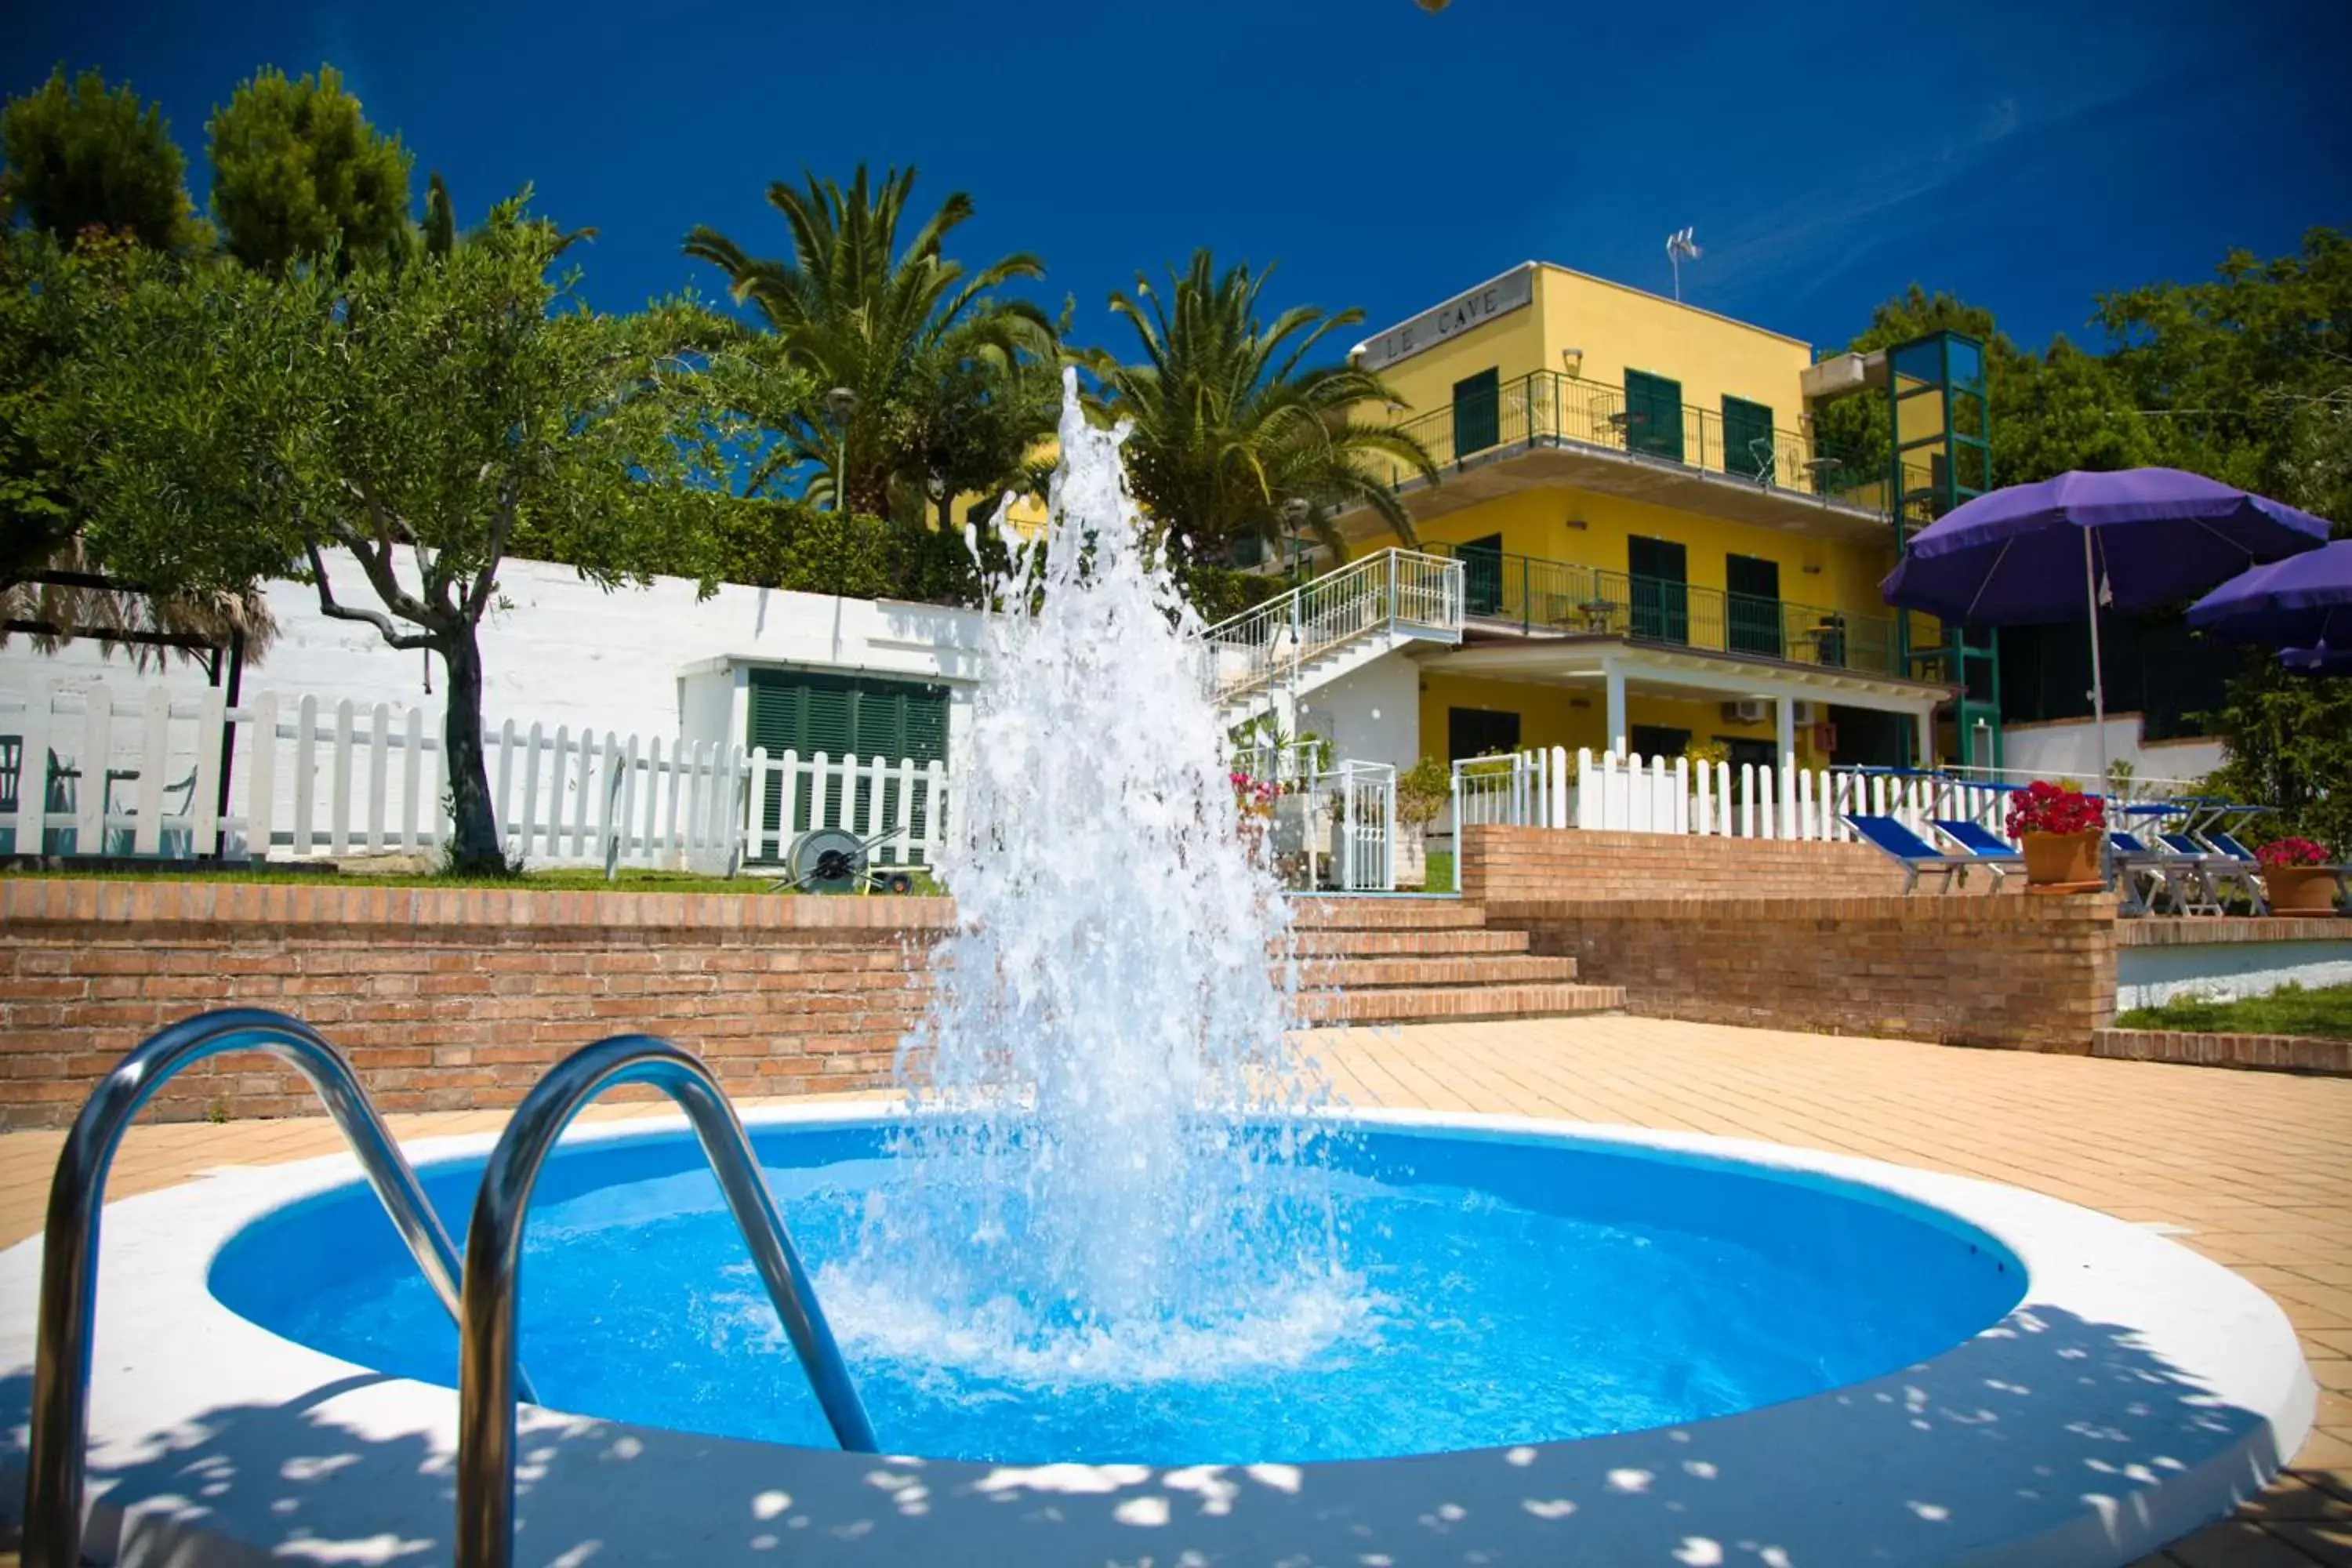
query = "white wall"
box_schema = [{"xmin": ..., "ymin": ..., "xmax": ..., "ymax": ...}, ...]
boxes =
[
  {"xmin": 2117, "ymin": 939, "xmax": 2352, "ymax": 1011},
  {"xmin": 2000, "ymin": 714, "xmax": 2226, "ymax": 791},
  {"xmin": 1294, "ymin": 652, "xmax": 1421, "ymax": 775},
  {"xmin": 0, "ymin": 550, "xmax": 991, "ymax": 747},
  {"xmin": 677, "ymin": 666, "xmax": 740, "ymax": 753}
]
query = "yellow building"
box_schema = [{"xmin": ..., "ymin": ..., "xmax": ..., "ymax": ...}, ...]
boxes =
[{"xmin": 1307, "ymin": 261, "xmax": 1954, "ymax": 776}]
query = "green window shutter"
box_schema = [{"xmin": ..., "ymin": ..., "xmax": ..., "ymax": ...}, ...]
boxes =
[
  {"xmin": 901, "ymin": 690, "xmax": 949, "ymax": 764},
  {"xmin": 1458, "ymin": 532, "xmax": 1504, "ymax": 618},
  {"xmin": 1725, "ymin": 553, "xmax": 1783, "ymax": 659},
  {"xmin": 1451, "ymin": 368, "xmax": 1501, "ymax": 459},
  {"xmin": 1623, "ymin": 370, "xmax": 1684, "ymax": 463},
  {"xmin": 1722, "ymin": 396, "xmax": 1776, "ymax": 481},
  {"xmin": 1627, "ymin": 535, "xmax": 1689, "ymax": 644},
  {"xmin": 745, "ymin": 670, "xmax": 949, "ymax": 861}
]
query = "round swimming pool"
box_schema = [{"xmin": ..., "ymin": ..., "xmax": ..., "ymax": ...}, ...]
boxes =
[
  {"xmin": 211, "ymin": 1118, "xmax": 2025, "ymax": 1465},
  {"xmin": 0, "ymin": 1109, "xmax": 2314, "ymax": 1566}
]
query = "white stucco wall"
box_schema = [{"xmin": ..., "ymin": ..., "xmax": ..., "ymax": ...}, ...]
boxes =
[
  {"xmin": 2001, "ymin": 715, "xmax": 2226, "ymax": 792},
  {"xmin": 2116, "ymin": 938, "xmax": 2352, "ymax": 1012},
  {"xmin": 1292, "ymin": 652, "xmax": 1422, "ymax": 777},
  {"xmin": 0, "ymin": 550, "xmax": 990, "ymax": 747}
]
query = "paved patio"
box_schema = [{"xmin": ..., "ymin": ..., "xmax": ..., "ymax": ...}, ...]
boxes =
[{"xmin": 0, "ymin": 1016, "xmax": 2345, "ymax": 1565}]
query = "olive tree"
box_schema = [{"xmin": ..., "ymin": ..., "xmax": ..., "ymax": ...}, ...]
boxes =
[{"xmin": 63, "ymin": 198, "xmax": 737, "ymax": 871}]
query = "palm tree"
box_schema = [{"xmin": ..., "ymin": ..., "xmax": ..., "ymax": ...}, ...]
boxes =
[
  {"xmin": 683, "ymin": 165, "xmax": 1056, "ymax": 519},
  {"xmin": 1083, "ymin": 250, "xmax": 1438, "ymax": 564}
]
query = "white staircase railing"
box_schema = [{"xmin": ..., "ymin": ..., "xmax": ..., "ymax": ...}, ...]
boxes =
[{"xmin": 1203, "ymin": 548, "xmax": 1464, "ymax": 708}]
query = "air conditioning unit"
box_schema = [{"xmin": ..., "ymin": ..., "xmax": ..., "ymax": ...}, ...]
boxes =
[
  {"xmin": 1793, "ymin": 702, "xmax": 1820, "ymax": 725},
  {"xmin": 1721, "ymin": 699, "xmax": 1769, "ymax": 724}
]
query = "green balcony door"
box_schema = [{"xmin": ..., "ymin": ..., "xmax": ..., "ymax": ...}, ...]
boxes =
[
  {"xmin": 1624, "ymin": 369, "xmax": 1684, "ymax": 462},
  {"xmin": 1451, "ymin": 368, "xmax": 1501, "ymax": 461},
  {"xmin": 1458, "ymin": 533, "xmax": 1504, "ymax": 617},
  {"xmin": 1725, "ymin": 554, "xmax": 1783, "ymax": 659},
  {"xmin": 1628, "ymin": 535, "xmax": 1689, "ymax": 644},
  {"xmin": 1722, "ymin": 395, "xmax": 1775, "ymax": 482}
]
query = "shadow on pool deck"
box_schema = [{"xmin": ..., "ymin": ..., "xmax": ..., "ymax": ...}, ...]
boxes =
[{"xmin": 0, "ymin": 1297, "xmax": 2309, "ymax": 1566}]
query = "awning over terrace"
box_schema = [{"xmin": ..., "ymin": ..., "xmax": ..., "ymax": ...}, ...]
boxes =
[{"xmin": 1423, "ymin": 633, "xmax": 1953, "ymax": 765}]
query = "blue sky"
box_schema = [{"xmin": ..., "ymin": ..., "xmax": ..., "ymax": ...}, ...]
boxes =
[{"xmin": 6, "ymin": 0, "xmax": 2347, "ymax": 360}]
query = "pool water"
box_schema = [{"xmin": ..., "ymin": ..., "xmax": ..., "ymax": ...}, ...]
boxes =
[{"xmin": 209, "ymin": 1121, "xmax": 2024, "ymax": 1465}]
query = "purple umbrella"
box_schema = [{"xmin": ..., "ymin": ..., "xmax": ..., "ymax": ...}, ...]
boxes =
[
  {"xmin": 2186, "ymin": 536, "xmax": 2352, "ymax": 651},
  {"xmin": 1880, "ymin": 468, "xmax": 2330, "ymax": 786},
  {"xmin": 2281, "ymin": 645, "xmax": 2352, "ymax": 676}
]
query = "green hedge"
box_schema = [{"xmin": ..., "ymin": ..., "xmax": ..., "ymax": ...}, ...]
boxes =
[
  {"xmin": 550, "ymin": 495, "xmax": 1295, "ymax": 619},
  {"xmin": 705, "ymin": 500, "xmax": 982, "ymax": 603},
  {"xmin": 1182, "ymin": 564, "xmax": 1289, "ymax": 625}
]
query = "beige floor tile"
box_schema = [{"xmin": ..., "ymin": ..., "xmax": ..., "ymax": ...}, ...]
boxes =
[{"xmin": 2166, "ymin": 1520, "xmax": 2333, "ymax": 1566}]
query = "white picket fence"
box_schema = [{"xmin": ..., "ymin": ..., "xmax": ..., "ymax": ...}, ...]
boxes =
[
  {"xmin": 1448, "ymin": 745, "xmax": 2016, "ymax": 843},
  {"xmin": 0, "ymin": 679, "xmax": 947, "ymax": 870}
]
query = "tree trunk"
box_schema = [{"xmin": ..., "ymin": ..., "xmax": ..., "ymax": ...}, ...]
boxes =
[{"xmin": 439, "ymin": 629, "xmax": 506, "ymax": 873}]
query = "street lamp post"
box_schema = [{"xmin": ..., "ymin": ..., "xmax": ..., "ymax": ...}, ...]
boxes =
[{"xmin": 825, "ymin": 387, "xmax": 858, "ymax": 513}]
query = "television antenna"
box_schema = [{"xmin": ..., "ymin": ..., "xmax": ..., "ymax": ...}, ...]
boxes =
[{"xmin": 1666, "ymin": 227, "xmax": 1702, "ymax": 302}]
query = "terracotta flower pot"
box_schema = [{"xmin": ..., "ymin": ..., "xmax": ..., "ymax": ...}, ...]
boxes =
[
  {"xmin": 2021, "ymin": 829, "xmax": 2102, "ymax": 888},
  {"xmin": 2266, "ymin": 866, "xmax": 2342, "ymax": 916}
]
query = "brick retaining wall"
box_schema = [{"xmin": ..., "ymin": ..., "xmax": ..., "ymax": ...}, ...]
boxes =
[
  {"xmin": 1460, "ymin": 825, "xmax": 1919, "ymax": 902},
  {"xmin": 1486, "ymin": 893, "xmax": 2116, "ymax": 1051},
  {"xmin": 2092, "ymin": 1028, "xmax": 2351, "ymax": 1076},
  {"xmin": 0, "ymin": 879, "xmax": 952, "ymax": 1131}
]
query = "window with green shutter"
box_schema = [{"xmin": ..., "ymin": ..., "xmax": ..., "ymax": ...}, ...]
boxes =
[
  {"xmin": 1725, "ymin": 553, "xmax": 1783, "ymax": 659},
  {"xmin": 1628, "ymin": 535, "xmax": 1689, "ymax": 644},
  {"xmin": 746, "ymin": 670, "xmax": 949, "ymax": 862},
  {"xmin": 1722, "ymin": 395, "xmax": 1776, "ymax": 481},
  {"xmin": 1622, "ymin": 370, "xmax": 1684, "ymax": 462},
  {"xmin": 1451, "ymin": 368, "xmax": 1500, "ymax": 460}
]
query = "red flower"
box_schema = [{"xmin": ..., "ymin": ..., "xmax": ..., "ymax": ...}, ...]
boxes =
[
  {"xmin": 2005, "ymin": 779, "xmax": 2107, "ymax": 838},
  {"xmin": 2256, "ymin": 836, "xmax": 2329, "ymax": 868}
]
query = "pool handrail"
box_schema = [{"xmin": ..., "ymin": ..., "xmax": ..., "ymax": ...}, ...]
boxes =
[
  {"xmin": 21, "ymin": 1007, "xmax": 535, "ymax": 1568},
  {"xmin": 456, "ymin": 1033, "xmax": 877, "ymax": 1568}
]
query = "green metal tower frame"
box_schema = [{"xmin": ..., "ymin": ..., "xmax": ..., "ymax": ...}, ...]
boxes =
[{"xmin": 1886, "ymin": 330, "xmax": 2002, "ymax": 769}]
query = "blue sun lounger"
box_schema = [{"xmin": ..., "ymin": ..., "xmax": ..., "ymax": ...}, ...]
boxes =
[
  {"xmin": 2107, "ymin": 829, "xmax": 2192, "ymax": 916},
  {"xmin": 1845, "ymin": 814, "xmax": 1976, "ymax": 894},
  {"xmin": 2152, "ymin": 830, "xmax": 2234, "ymax": 915},
  {"xmin": 1928, "ymin": 818, "xmax": 2024, "ymax": 889}
]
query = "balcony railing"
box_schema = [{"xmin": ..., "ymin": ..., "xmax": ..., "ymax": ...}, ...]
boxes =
[
  {"xmin": 1425, "ymin": 543, "xmax": 1904, "ymax": 679},
  {"xmin": 1381, "ymin": 370, "xmax": 1928, "ymax": 521}
]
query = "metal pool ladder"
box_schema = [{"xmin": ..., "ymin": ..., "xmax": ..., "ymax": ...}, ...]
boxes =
[
  {"xmin": 456, "ymin": 1033, "xmax": 879, "ymax": 1568},
  {"xmin": 20, "ymin": 1006, "xmax": 540, "ymax": 1568}
]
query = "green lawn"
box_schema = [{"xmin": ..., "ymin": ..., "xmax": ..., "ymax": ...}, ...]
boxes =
[
  {"xmin": 2115, "ymin": 982, "xmax": 2352, "ymax": 1040},
  {"xmin": 0, "ymin": 863, "xmax": 942, "ymax": 897},
  {"xmin": 1417, "ymin": 851, "xmax": 1456, "ymax": 895}
]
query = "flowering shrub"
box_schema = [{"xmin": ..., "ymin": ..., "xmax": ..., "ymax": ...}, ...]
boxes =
[
  {"xmin": 2256, "ymin": 836, "xmax": 2330, "ymax": 868},
  {"xmin": 2005, "ymin": 779, "xmax": 2106, "ymax": 838},
  {"xmin": 1229, "ymin": 770, "xmax": 1278, "ymax": 811}
]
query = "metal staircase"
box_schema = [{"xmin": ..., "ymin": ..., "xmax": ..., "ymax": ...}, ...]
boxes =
[{"xmin": 1203, "ymin": 548, "xmax": 1465, "ymax": 731}]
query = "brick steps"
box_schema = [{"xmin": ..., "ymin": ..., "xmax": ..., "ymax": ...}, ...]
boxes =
[
  {"xmin": 1288, "ymin": 898, "xmax": 1493, "ymax": 931},
  {"xmin": 1279, "ymin": 898, "xmax": 1623, "ymax": 1025},
  {"xmin": 1298, "ymin": 982, "xmax": 1625, "ymax": 1025},
  {"xmin": 1290, "ymin": 928, "xmax": 1532, "ymax": 957},
  {"xmin": 1294, "ymin": 956, "xmax": 1581, "ymax": 989}
]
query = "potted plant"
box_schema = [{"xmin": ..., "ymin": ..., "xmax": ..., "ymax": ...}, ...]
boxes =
[
  {"xmin": 2256, "ymin": 837, "xmax": 2342, "ymax": 916},
  {"xmin": 1395, "ymin": 757, "xmax": 1450, "ymax": 887},
  {"xmin": 2005, "ymin": 780, "xmax": 2107, "ymax": 889}
]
